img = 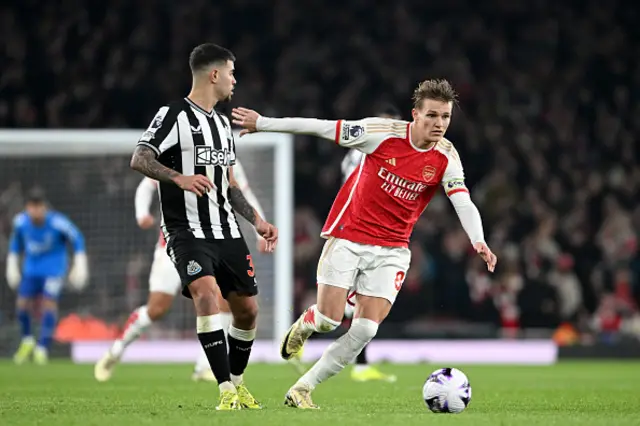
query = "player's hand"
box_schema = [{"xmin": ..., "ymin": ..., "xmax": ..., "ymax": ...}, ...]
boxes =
[
  {"xmin": 137, "ymin": 214, "xmax": 155, "ymax": 229},
  {"xmin": 255, "ymin": 219, "xmax": 278, "ymax": 253},
  {"xmin": 173, "ymin": 175, "xmax": 214, "ymax": 197},
  {"xmin": 68, "ymin": 253, "xmax": 89, "ymax": 291},
  {"xmin": 473, "ymin": 242, "xmax": 497, "ymax": 273},
  {"xmin": 5, "ymin": 254, "xmax": 21, "ymax": 290},
  {"xmin": 256, "ymin": 236, "xmax": 269, "ymax": 253},
  {"xmin": 231, "ymin": 107, "xmax": 261, "ymax": 137}
]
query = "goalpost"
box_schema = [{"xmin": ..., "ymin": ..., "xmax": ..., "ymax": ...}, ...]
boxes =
[{"xmin": 0, "ymin": 129, "xmax": 294, "ymax": 362}]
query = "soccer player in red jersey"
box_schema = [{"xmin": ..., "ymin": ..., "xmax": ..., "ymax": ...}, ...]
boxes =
[{"xmin": 232, "ymin": 79, "xmax": 497, "ymax": 409}]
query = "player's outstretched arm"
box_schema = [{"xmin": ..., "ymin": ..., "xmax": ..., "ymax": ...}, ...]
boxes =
[
  {"xmin": 232, "ymin": 107, "xmax": 336, "ymax": 140},
  {"xmin": 5, "ymin": 216, "xmax": 23, "ymax": 290},
  {"xmin": 232, "ymin": 107, "xmax": 399, "ymax": 155},
  {"xmin": 228, "ymin": 167, "xmax": 278, "ymax": 252}
]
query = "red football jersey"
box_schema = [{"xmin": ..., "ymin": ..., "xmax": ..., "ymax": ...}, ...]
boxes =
[{"xmin": 321, "ymin": 118, "xmax": 469, "ymax": 248}]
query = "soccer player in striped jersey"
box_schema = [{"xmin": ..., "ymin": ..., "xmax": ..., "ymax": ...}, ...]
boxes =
[
  {"xmin": 233, "ymin": 79, "xmax": 497, "ymax": 409},
  {"xmin": 124, "ymin": 43, "xmax": 277, "ymax": 410},
  {"xmin": 94, "ymin": 159, "xmax": 267, "ymax": 384}
]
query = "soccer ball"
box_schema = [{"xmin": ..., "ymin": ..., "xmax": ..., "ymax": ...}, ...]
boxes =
[{"xmin": 422, "ymin": 367, "xmax": 472, "ymax": 414}]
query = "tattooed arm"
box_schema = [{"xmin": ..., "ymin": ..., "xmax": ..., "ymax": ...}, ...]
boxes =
[
  {"xmin": 130, "ymin": 145, "xmax": 213, "ymax": 197},
  {"xmin": 228, "ymin": 166, "xmax": 260, "ymax": 226},
  {"xmin": 130, "ymin": 145, "xmax": 181, "ymax": 183},
  {"xmin": 228, "ymin": 166, "xmax": 279, "ymax": 251}
]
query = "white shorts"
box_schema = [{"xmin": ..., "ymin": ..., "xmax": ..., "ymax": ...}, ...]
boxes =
[
  {"xmin": 316, "ymin": 237, "xmax": 411, "ymax": 305},
  {"xmin": 149, "ymin": 247, "xmax": 181, "ymax": 295}
]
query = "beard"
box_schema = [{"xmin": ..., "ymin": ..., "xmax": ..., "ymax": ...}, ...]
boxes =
[{"xmin": 217, "ymin": 86, "xmax": 234, "ymax": 103}]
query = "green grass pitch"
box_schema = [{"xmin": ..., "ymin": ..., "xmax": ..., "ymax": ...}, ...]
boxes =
[{"xmin": 1, "ymin": 360, "xmax": 639, "ymax": 425}]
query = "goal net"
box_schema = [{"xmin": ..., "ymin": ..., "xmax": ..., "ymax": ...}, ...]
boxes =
[{"xmin": 0, "ymin": 129, "xmax": 293, "ymax": 361}]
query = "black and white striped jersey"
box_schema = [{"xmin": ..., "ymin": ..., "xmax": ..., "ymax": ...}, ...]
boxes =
[{"xmin": 136, "ymin": 97, "xmax": 242, "ymax": 241}]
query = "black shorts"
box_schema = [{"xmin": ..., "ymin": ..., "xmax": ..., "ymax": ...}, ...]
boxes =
[{"xmin": 166, "ymin": 233, "xmax": 258, "ymax": 299}]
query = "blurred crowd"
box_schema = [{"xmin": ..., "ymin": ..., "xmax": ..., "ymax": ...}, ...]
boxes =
[{"xmin": 1, "ymin": 0, "xmax": 639, "ymax": 342}]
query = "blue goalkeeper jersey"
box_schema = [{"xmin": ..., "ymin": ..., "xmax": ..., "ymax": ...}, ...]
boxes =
[{"xmin": 8, "ymin": 211, "xmax": 86, "ymax": 278}]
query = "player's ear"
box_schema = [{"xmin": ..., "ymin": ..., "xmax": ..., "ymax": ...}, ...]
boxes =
[
  {"xmin": 411, "ymin": 108, "xmax": 419, "ymax": 121},
  {"xmin": 209, "ymin": 68, "xmax": 218, "ymax": 83}
]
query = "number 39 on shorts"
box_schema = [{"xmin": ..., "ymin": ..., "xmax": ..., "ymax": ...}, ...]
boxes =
[
  {"xmin": 246, "ymin": 255, "xmax": 255, "ymax": 278},
  {"xmin": 394, "ymin": 271, "xmax": 406, "ymax": 291}
]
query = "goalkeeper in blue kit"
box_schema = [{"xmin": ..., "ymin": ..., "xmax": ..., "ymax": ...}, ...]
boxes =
[{"xmin": 5, "ymin": 190, "xmax": 88, "ymax": 364}]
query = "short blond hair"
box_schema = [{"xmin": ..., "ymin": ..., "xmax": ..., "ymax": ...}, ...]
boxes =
[{"xmin": 412, "ymin": 79, "xmax": 458, "ymax": 109}]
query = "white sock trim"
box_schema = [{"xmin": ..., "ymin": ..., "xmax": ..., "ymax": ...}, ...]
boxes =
[
  {"xmin": 220, "ymin": 311, "xmax": 232, "ymax": 323},
  {"xmin": 196, "ymin": 314, "xmax": 223, "ymax": 333},
  {"xmin": 305, "ymin": 305, "xmax": 340, "ymax": 333},
  {"xmin": 349, "ymin": 318, "xmax": 379, "ymax": 342},
  {"xmin": 137, "ymin": 306, "xmax": 151, "ymax": 326},
  {"xmin": 316, "ymin": 309, "xmax": 341, "ymax": 327},
  {"xmin": 219, "ymin": 381, "xmax": 236, "ymax": 393},
  {"xmin": 351, "ymin": 317, "xmax": 378, "ymax": 328},
  {"xmin": 228, "ymin": 325, "xmax": 256, "ymax": 341},
  {"xmin": 230, "ymin": 373, "xmax": 243, "ymax": 386}
]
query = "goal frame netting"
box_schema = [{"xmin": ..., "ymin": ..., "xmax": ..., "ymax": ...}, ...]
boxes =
[{"xmin": 0, "ymin": 129, "xmax": 294, "ymax": 350}]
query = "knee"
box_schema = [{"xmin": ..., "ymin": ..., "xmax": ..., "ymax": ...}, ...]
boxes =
[
  {"xmin": 41, "ymin": 299, "xmax": 58, "ymax": 312},
  {"xmin": 317, "ymin": 298, "xmax": 348, "ymax": 323},
  {"xmin": 189, "ymin": 280, "xmax": 223, "ymax": 316},
  {"xmin": 16, "ymin": 298, "xmax": 30, "ymax": 310},
  {"xmin": 232, "ymin": 301, "xmax": 258, "ymax": 328},
  {"xmin": 189, "ymin": 280, "xmax": 220, "ymax": 303},
  {"xmin": 147, "ymin": 293, "xmax": 175, "ymax": 321},
  {"xmin": 147, "ymin": 303, "xmax": 169, "ymax": 321},
  {"xmin": 349, "ymin": 318, "xmax": 379, "ymax": 344}
]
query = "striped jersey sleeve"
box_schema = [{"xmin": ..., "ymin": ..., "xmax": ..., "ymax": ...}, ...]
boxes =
[{"xmin": 137, "ymin": 105, "xmax": 180, "ymax": 156}]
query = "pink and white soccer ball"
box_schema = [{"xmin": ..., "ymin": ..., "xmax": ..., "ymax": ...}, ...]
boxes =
[{"xmin": 422, "ymin": 367, "xmax": 472, "ymax": 414}]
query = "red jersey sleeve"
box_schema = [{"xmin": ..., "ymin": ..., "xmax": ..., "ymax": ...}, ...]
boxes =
[
  {"xmin": 436, "ymin": 140, "xmax": 469, "ymax": 197},
  {"xmin": 334, "ymin": 118, "xmax": 409, "ymax": 154}
]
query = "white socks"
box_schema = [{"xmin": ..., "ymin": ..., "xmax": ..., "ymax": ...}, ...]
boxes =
[
  {"xmin": 111, "ymin": 306, "xmax": 152, "ymax": 358},
  {"xmin": 220, "ymin": 312, "xmax": 232, "ymax": 339},
  {"xmin": 297, "ymin": 318, "xmax": 378, "ymax": 389},
  {"xmin": 194, "ymin": 312, "xmax": 233, "ymax": 373},
  {"xmin": 299, "ymin": 304, "xmax": 341, "ymax": 333}
]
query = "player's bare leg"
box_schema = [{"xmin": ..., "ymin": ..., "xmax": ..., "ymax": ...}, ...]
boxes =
[
  {"xmin": 14, "ymin": 297, "xmax": 36, "ymax": 365},
  {"xmin": 286, "ymin": 293, "xmax": 389, "ymax": 409},
  {"xmin": 189, "ymin": 276, "xmax": 239, "ymax": 411},
  {"xmin": 193, "ymin": 294, "xmax": 233, "ymax": 382},
  {"xmin": 94, "ymin": 292, "xmax": 173, "ymax": 382},
  {"xmin": 283, "ymin": 284, "xmax": 346, "ymax": 409}
]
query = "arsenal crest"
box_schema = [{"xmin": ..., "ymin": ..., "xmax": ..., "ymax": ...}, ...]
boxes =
[{"xmin": 422, "ymin": 166, "xmax": 437, "ymax": 182}]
